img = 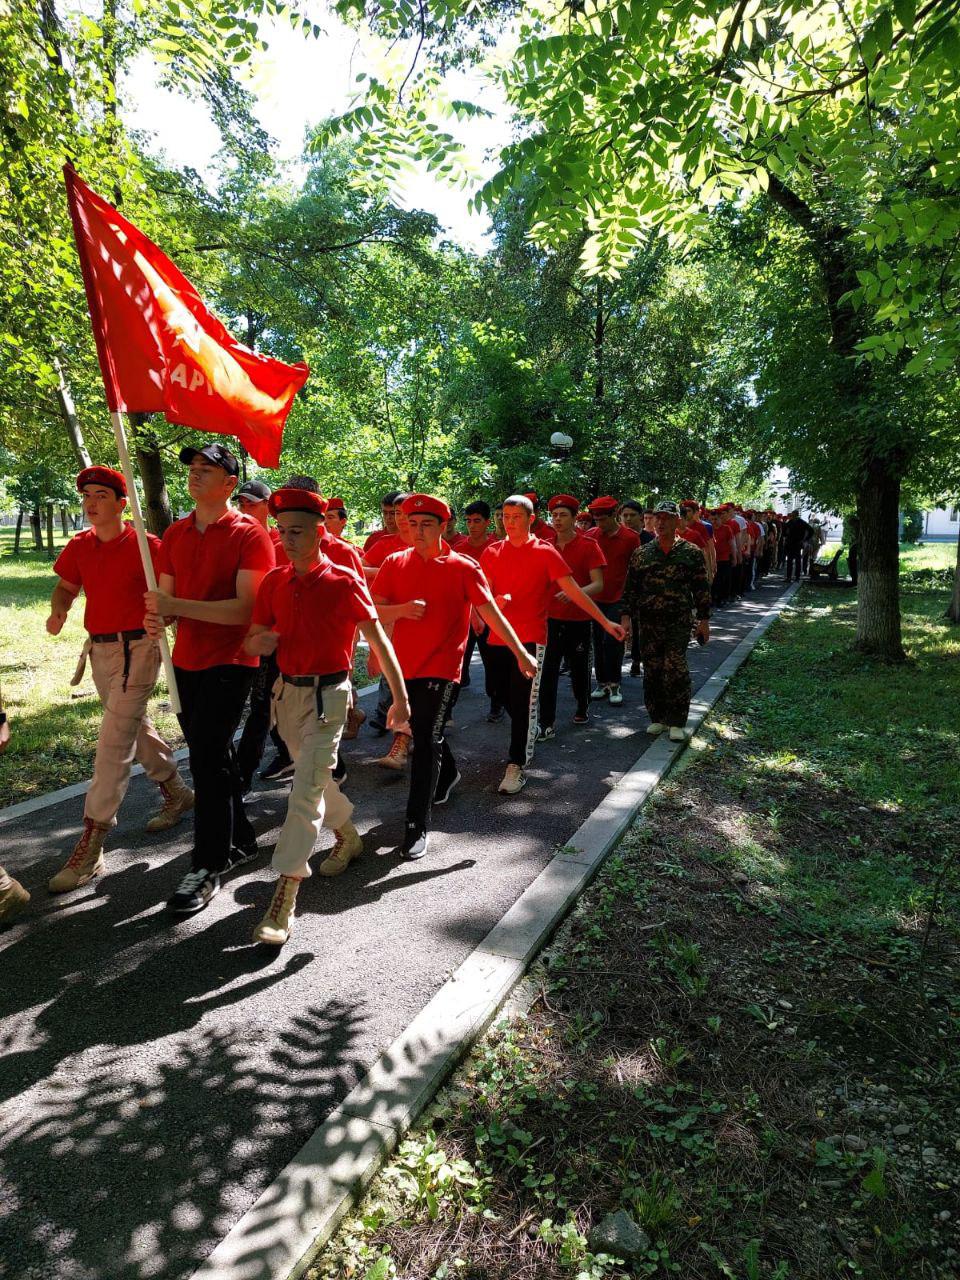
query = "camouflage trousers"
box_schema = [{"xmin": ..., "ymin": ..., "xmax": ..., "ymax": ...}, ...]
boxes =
[{"xmin": 640, "ymin": 627, "xmax": 692, "ymax": 729}]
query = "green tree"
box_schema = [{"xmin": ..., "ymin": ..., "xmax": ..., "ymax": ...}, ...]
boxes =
[{"xmin": 329, "ymin": 0, "xmax": 960, "ymax": 659}]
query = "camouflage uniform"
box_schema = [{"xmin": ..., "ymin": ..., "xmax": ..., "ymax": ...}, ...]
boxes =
[{"xmin": 622, "ymin": 538, "xmax": 711, "ymax": 728}]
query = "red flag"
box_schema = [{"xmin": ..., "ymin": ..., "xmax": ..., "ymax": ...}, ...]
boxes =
[{"xmin": 64, "ymin": 165, "xmax": 308, "ymax": 468}]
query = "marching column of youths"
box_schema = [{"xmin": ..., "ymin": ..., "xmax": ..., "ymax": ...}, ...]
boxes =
[{"xmin": 0, "ymin": 446, "xmax": 799, "ymax": 934}]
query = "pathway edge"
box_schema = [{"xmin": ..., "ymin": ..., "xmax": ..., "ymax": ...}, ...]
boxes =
[{"xmin": 192, "ymin": 583, "xmax": 800, "ymax": 1280}]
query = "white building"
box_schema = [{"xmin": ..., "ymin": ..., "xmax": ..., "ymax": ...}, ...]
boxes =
[{"xmin": 921, "ymin": 507, "xmax": 960, "ymax": 541}]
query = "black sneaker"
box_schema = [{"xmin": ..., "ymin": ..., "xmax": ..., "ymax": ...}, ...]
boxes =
[
  {"xmin": 629, "ymin": 662, "xmax": 642, "ymax": 677},
  {"xmin": 332, "ymin": 754, "xmax": 347, "ymax": 784},
  {"xmin": 536, "ymin": 724, "xmax": 556, "ymax": 741},
  {"xmin": 168, "ymin": 867, "xmax": 220, "ymax": 915},
  {"xmin": 486, "ymin": 706, "xmax": 505, "ymax": 723},
  {"xmin": 400, "ymin": 827, "xmax": 429, "ymax": 860},
  {"xmin": 433, "ymin": 771, "xmax": 461, "ymax": 806},
  {"xmin": 225, "ymin": 841, "xmax": 259, "ymax": 872},
  {"xmin": 260, "ymin": 754, "xmax": 295, "ymax": 781}
]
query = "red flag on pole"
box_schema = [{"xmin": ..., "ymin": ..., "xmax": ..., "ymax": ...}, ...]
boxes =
[{"xmin": 64, "ymin": 165, "xmax": 308, "ymax": 468}]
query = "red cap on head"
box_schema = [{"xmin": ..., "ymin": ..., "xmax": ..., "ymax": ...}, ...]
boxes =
[
  {"xmin": 327, "ymin": 497, "xmax": 346, "ymax": 512},
  {"xmin": 588, "ymin": 495, "xmax": 618, "ymax": 514},
  {"xmin": 400, "ymin": 493, "xmax": 451, "ymax": 522},
  {"xmin": 77, "ymin": 466, "xmax": 126, "ymax": 497},
  {"xmin": 547, "ymin": 493, "xmax": 579, "ymax": 513},
  {"xmin": 523, "ymin": 491, "xmax": 540, "ymax": 508},
  {"xmin": 679, "ymin": 499, "xmax": 698, "ymax": 512},
  {"xmin": 269, "ymin": 488, "xmax": 328, "ymax": 517}
]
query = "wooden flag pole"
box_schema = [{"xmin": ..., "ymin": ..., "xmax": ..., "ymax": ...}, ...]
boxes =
[{"xmin": 110, "ymin": 411, "xmax": 181, "ymax": 715}]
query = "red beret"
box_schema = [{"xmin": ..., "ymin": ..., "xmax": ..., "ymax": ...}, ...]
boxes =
[
  {"xmin": 523, "ymin": 491, "xmax": 539, "ymax": 506},
  {"xmin": 679, "ymin": 499, "xmax": 699, "ymax": 512},
  {"xmin": 269, "ymin": 488, "xmax": 328, "ymax": 517},
  {"xmin": 548, "ymin": 494, "xmax": 579, "ymax": 513},
  {"xmin": 401, "ymin": 493, "xmax": 451, "ymax": 522},
  {"xmin": 77, "ymin": 466, "xmax": 126, "ymax": 497},
  {"xmin": 327, "ymin": 497, "xmax": 346, "ymax": 511},
  {"xmin": 588, "ymin": 495, "xmax": 618, "ymax": 513}
]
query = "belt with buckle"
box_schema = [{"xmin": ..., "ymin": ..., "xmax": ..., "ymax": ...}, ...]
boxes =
[
  {"xmin": 281, "ymin": 670, "xmax": 349, "ymax": 689},
  {"xmin": 90, "ymin": 629, "xmax": 148, "ymax": 644}
]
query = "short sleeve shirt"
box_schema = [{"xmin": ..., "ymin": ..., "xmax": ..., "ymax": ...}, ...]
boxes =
[
  {"xmin": 549, "ymin": 534, "xmax": 607, "ymax": 621},
  {"xmin": 373, "ymin": 548, "xmax": 492, "ymax": 681},
  {"xmin": 531, "ymin": 518, "xmax": 558, "ymax": 544},
  {"xmin": 713, "ymin": 523, "xmax": 735, "ymax": 561},
  {"xmin": 679, "ymin": 525, "xmax": 708, "ymax": 550},
  {"xmin": 157, "ymin": 508, "xmax": 274, "ymax": 670},
  {"xmin": 480, "ymin": 537, "xmax": 570, "ymax": 646},
  {"xmin": 585, "ymin": 524, "xmax": 642, "ymax": 602},
  {"xmin": 362, "ymin": 528, "xmax": 392, "ymax": 555},
  {"xmin": 54, "ymin": 525, "xmax": 162, "ymax": 634},
  {"xmin": 251, "ymin": 559, "xmax": 377, "ymax": 677},
  {"xmin": 363, "ymin": 533, "xmax": 407, "ymax": 569},
  {"xmin": 456, "ymin": 533, "xmax": 498, "ymax": 564}
]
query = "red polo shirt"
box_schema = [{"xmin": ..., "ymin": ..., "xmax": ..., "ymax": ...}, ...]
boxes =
[
  {"xmin": 362, "ymin": 528, "xmax": 393, "ymax": 555},
  {"xmin": 480, "ymin": 537, "xmax": 570, "ymax": 646},
  {"xmin": 456, "ymin": 533, "xmax": 498, "ymax": 564},
  {"xmin": 746, "ymin": 520, "xmax": 762, "ymax": 551},
  {"xmin": 714, "ymin": 522, "xmax": 735, "ymax": 562},
  {"xmin": 157, "ymin": 508, "xmax": 274, "ymax": 670},
  {"xmin": 550, "ymin": 534, "xmax": 607, "ymax": 622},
  {"xmin": 372, "ymin": 547, "xmax": 492, "ymax": 681},
  {"xmin": 531, "ymin": 517, "xmax": 558, "ymax": 544},
  {"xmin": 585, "ymin": 524, "xmax": 642, "ymax": 602},
  {"xmin": 54, "ymin": 525, "xmax": 162, "ymax": 635},
  {"xmin": 252, "ymin": 558, "xmax": 377, "ymax": 678},
  {"xmin": 680, "ymin": 524, "xmax": 708, "ymax": 550},
  {"xmin": 363, "ymin": 533, "xmax": 407, "ymax": 569}
]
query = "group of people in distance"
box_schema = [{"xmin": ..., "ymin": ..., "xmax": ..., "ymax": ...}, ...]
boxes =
[{"xmin": 0, "ymin": 446, "xmax": 791, "ymax": 945}]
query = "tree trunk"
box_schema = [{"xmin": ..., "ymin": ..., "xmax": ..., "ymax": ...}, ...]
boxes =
[
  {"xmin": 59, "ymin": 504, "xmax": 69, "ymax": 537},
  {"xmin": 134, "ymin": 432, "xmax": 173, "ymax": 535},
  {"xmin": 30, "ymin": 507, "xmax": 43, "ymax": 550},
  {"xmin": 53, "ymin": 356, "xmax": 92, "ymax": 469},
  {"xmin": 45, "ymin": 503, "xmax": 55, "ymax": 556},
  {"xmin": 947, "ymin": 525, "xmax": 960, "ymax": 624},
  {"xmin": 854, "ymin": 457, "xmax": 905, "ymax": 659},
  {"xmin": 13, "ymin": 509, "xmax": 24, "ymax": 554}
]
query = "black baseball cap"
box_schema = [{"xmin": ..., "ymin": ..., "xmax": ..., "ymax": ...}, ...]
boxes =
[
  {"xmin": 237, "ymin": 479, "xmax": 271, "ymax": 501},
  {"xmin": 179, "ymin": 442, "xmax": 240, "ymax": 476}
]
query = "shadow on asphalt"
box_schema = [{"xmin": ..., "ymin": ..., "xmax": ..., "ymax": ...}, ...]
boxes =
[{"xmin": 0, "ymin": 997, "xmax": 365, "ymax": 1280}]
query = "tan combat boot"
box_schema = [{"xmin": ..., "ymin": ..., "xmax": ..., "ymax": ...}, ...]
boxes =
[
  {"xmin": 145, "ymin": 772, "xmax": 194, "ymax": 832},
  {"xmin": 373, "ymin": 733, "xmax": 410, "ymax": 770},
  {"xmin": 253, "ymin": 875, "xmax": 301, "ymax": 946},
  {"xmin": 317, "ymin": 823, "xmax": 363, "ymax": 877},
  {"xmin": 0, "ymin": 868, "xmax": 30, "ymax": 926},
  {"xmin": 48, "ymin": 819, "xmax": 109, "ymax": 893}
]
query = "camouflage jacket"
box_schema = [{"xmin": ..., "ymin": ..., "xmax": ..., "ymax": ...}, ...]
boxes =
[{"xmin": 622, "ymin": 538, "xmax": 711, "ymax": 625}]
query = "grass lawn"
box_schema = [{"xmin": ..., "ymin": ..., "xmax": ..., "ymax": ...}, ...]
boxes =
[
  {"xmin": 0, "ymin": 526, "xmax": 374, "ymax": 808},
  {"xmin": 313, "ymin": 577, "xmax": 960, "ymax": 1280}
]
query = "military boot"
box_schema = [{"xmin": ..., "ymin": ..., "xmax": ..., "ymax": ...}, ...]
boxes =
[
  {"xmin": 317, "ymin": 823, "xmax": 363, "ymax": 877},
  {"xmin": 49, "ymin": 819, "xmax": 109, "ymax": 893},
  {"xmin": 373, "ymin": 733, "xmax": 410, "ymax": 770},
  {"xmin": 145, "ymin": 772, "xmax": 194, "ymax": 832},
  {"xmin": 253, "ymin": 875, "xmax": 301, "ymax": 946},
  {"xmin": 0, "ymin": 868, "xmax": 30, "ymax": 926}
]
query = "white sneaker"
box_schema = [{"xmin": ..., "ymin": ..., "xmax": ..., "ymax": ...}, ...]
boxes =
[
  {"xmin": 646, "ymin": 722, "xmax": 667, "ymax": 736},
  {"xmin": 608, "ymin": 686, "xmax": 623, "ymax": 706},
  {"xmin": 669, "ymin": 726, "xmax": 689, "ymax": 742},
  {"xmin": 498, "ymin": 764, "xmax": 526, "ymax": 795}
]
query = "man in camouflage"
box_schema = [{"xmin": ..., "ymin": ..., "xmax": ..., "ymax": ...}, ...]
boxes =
[{"xmin": 621, "ymin": 500, "xmax": 711, "ymax": 743}]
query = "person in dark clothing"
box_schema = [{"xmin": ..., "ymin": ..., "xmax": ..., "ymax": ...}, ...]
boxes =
[{"xmin": 781, "ymin": 511, "xmax": 810, "ymax": 583}]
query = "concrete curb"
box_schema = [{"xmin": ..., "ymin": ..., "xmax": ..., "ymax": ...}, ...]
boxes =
[
  {"xmin": 191, "ymin": 583, "xmax": 800, "ymax": 1280},
  {"xmin": 0, "ymin": 681, "xmax": 382, "ymax": 829}
]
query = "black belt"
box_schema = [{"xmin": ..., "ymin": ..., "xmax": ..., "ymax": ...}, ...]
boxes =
[
  {"xmin": 282, "ymin": 670, "xmax": 349, "ymax": 719},
  {"xmin": 90, "ymin": 629, "xmax": 147, "ymax": 643},
  {"xmin": 89, "ymin": 629, "xmax": 148, "ymax": 692},
  {"xmin": 282, "ymin": 671, "xmax": 348, "ymax": 688}
]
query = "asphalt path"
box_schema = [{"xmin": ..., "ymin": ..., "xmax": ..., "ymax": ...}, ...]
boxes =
[{"xmin": 0, "ymin": 579, "xmax": 789, "ymax": 1280}]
